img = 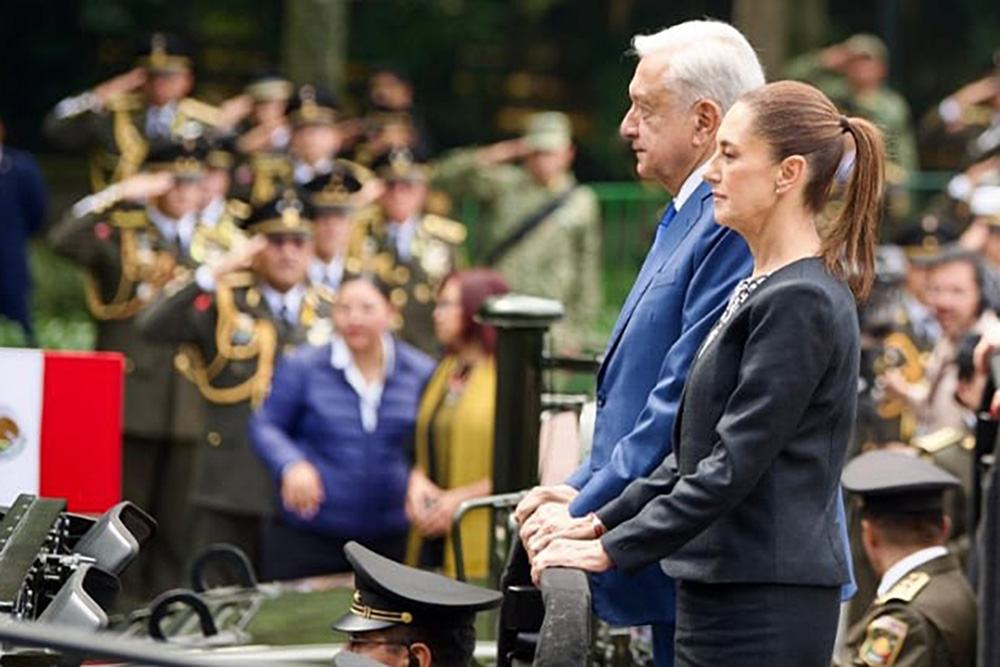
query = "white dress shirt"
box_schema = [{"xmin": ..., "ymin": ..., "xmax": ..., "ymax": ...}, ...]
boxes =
[
  {"xmin": 876, "ymin": 546, "xmax": 949, "ymax": 598},
  {"xmin": 330, "ymin": 333, "xmax": 395, "ymax": 433}
]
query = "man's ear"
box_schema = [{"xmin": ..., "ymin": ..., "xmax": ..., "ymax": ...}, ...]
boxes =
[
  {"xmin": 410, "ymin": 642, "xmax": 433, "ymax": 667},
  {"xmin": 692, "ymin": 99, "xmax": 723, "ymax": 148}
]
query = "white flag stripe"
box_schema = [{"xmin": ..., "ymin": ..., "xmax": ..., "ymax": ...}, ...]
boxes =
[{"xmin": 0, "ymin": 348, "xmax": 44, "ymax": 505}]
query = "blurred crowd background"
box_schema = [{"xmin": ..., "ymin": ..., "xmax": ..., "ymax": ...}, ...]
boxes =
[
  {"xmin": 4, "ymin": 0, "xmax": 1000, "ymax": 648},
  {"xmin": 4, "ymin": 0, "xmax": 1000, "ymax": 350}
]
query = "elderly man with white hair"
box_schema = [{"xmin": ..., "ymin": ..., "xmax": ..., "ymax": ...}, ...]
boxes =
[{"xmin": 514, "ymin": 20, "xmax": 764, "ymax": 666}]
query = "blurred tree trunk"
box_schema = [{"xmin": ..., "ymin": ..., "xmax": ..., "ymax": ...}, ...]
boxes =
[
  {"xmin": 732, "ymin": 0, "xmax": 788, "ymax": 77},
  {"xmin": 733, "ymin": 0, "xmax": 828, "ymax": 77},
  {"xmin": 282, "ymin": 0, "xmax": 350, "ymax": 93}
]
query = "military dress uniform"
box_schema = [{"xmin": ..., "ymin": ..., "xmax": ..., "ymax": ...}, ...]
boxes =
[
  {"xmin": 242, "ymin": 85, "xmax": 373, "ymax": 206},
  {"xmin": 44, "ymin": 34, "xmax": 221, "ymax": 192},
  {"xmin": 839, "ymin": 451, "xmax": 977, "ymax": 667},
  {"xmin": 191, "ymin": 148, "xmax": 251, "ymax": 267},
  {"xmin": 331, "ymin": 542, "xmax": 503, "ymax": 661},
  {"xmin": 351, "ymin": 151, "xmax": 465, "ymax": 355},
  {"xmin": 432, "ymin": 112, "xmax": 602, "ymax": 351},
  {"xmin": 48, "ymin": 151, "xmax": 208, "ymax": 597},
  {"xmin": 137, "ymin": 192, "xmax": 335, "ymax": 568}
]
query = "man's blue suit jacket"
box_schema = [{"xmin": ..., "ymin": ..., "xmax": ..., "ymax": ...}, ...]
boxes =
[{"xmin": 565, "ymin": 180, "xmax": 753, "ymax": 626}]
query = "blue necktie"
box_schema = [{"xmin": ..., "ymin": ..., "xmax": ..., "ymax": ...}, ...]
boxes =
[
  {"xmin": 634, "ymin": 202, "xmax": 678, "ymax": 287},
  {"xmin": 660, "ymin": 201, "xmax": 678, "ymax": 229}
]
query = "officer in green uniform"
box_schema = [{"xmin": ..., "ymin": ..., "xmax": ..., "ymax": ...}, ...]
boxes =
[
  {"xmin": 307, "ymin": 173, "xmax": 358, "ymax": 291},
  {"xmin": 332, "ymin": 541, "xmax": 502, "ymax": 667},
  {"xmin": 918, "ymin": 69, "xmax": 1000, "ymax": 171},
  {"xmin": 838, "ymin": 450, "xmax": 977, "ymax": 667},
  {"xmin": 44, "ymin": 33, "xmax": 222, "ymax": 192},
  {"xmin": 350, "ymin": 149, "xmax": 466, "ymax": 356},
  {"xmin": 136, "ymin": 189, "xmax": 335, "ymax": 569},
  {"xmin": 432, "ymin": 111, "xmax": 602, "ymax": 352},
  {"xmin": 48, "ymin": 143, "xmax": 209, "ymax": 598},
  {"xmin": 190, "ymin": 145, "xmax": 251, "ymax": 267},
  {"xmin": 233, "ymin": 76, "xmax": 295, "ymax": 156},
  {"xmin": 245, "ymin": 85, "xmax": 374, "ymax": 206}
]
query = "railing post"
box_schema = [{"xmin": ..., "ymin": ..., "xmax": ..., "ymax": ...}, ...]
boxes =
[{"xmin": 480, "ymin": 295, "xmax": 564, "ymax": 495}]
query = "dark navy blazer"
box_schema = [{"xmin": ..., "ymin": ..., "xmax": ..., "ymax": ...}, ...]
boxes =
[
  {"xmin": 565, "ymin": 180, "xmax": 753, "ymax": 625},
  {"xmin": 598, "ymin": 258, "xmax": 857, "ymax": 589}
]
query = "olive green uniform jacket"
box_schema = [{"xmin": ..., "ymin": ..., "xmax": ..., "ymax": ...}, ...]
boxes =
[
  {"xmin": 43, "ymin": 93, "xmax": 220, "ymax": 191},
  {"xmin": 48, "ymin": 204, "xmax": 203, "ymax": 443},
  {"xmin": 136, "ymin": 275, "xmax": 336, "ymax": 516},
  {"xmin": 349, "ymin": 209, "xmax": 466, "ymax": 357},
  {"xmin": 840, "ymin": 554, "xmax": 976, "ymax": 667}
]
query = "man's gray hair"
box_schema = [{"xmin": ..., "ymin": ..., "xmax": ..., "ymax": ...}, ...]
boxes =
[{"xmin": 632, "ymin": 20, "xmax": 765, "ymax": 113}]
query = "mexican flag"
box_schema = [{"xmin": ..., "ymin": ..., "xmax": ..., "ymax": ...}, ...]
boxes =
[{"xmin": 0, "ymin": 348, "xmax": 122, "ymax": 512}]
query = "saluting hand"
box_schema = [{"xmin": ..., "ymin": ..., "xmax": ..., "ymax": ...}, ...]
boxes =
[
  {"xmin": 281, "ymin": 460, "xmax": 325, "ymax": 519},
  {"xmin": 211, "ymin": 234, "xmax": 268, "ymax": 282},
  {"xmin": 217, "ymin": 94, "xmax": 254, "ymax": 129},
  {"xmin": 530, "ymin": 538, "xmax": 612, "ymax": 586},
  {"xmin": 475, "ymin": 138, "xmax": 533, "ymax": 166},
  {"xmin": 92, "ymin": 67, "xmax": 147, "ymax": 106},
  {"xmin": 116, "ymin": 172, "xmax": 176, "ymax": 202}
]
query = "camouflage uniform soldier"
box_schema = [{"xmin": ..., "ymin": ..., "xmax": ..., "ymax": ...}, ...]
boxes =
[
  {"xmin": 350, "ymin": 149, "xmax": 466, "ymax": 356},
  {"xmin": 433, "ymin": 112, "xmax": 602, "ymax": 351},
  {"xmin": 48, "ymin": 146, "xmax": 208, "ymax": 597},
  {"xmin": 838, "ymin": 451, "xmax": 976, "ymax": 667},
  {"xmin": 44, "ymin": 33, "xmax": 222, "ymax": 192},
  {"xmin": 137, "ymin": 190, "xmax": 335, "ymax": 567},
  {"xmin": 785, "ymin": 35, "xmax": 917, "ymax": 225}
]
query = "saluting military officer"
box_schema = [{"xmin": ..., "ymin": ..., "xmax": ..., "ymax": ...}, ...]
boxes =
[
  {"xmin": 838, "ymin": 450, "xmax": 977, "ymax": 667},
  {"xmin": 190, "ymin": 145, "xmax": 251, "ymax": 267},
  {"xmin": 351, "ymin": 149, "xmax": 466, "ymax": 356},
  {"xmin": 48, "ymin": 142, "xmax": 209, "ymax": 598},
  {"xmin": 137, "ymin": 189, "xmax": 335, "ymax": 568},
  {"xmin": 432, "ymin": 111, "xmax": 602, "ymax": 352},
  {"xmin": 44, "ymin": 32, "xmax": 222, "ymax": 191},
  {"xmin": 245, "ymin": 85, "xmax": 374, "ymax": 206},
  {"xmin": 233, "ymin": 75, "xmax": 296, "ymax": 156},
  {"xmin": 307, "ymin": 172, "xmax": 359, "ymax": 291},
  {"xmin": 332, "ymin": 541, "xmax": 502, "ymax": 667}
]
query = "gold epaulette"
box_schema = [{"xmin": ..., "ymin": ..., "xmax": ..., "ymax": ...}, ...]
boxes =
[
  {"xmin": 110, "ymin": 209, "xmax": 149, "ymax": 229},
  {"xmin": 310, "ymin": 281, "xmax": 337, "ymax": 303},
  {"xmin": 877, "ymin": 571, "xmax": 930, "ymax": 604},
  {"xmin": 337, "ymin": 158, "xmax": 375, "ymax": 184},
  {"xmin": 225, "ymin": 198, "xmax": 252, "ymax": 221},
  {"xmin": 912, "ymin": 427, "xmax": 965, "ymax": 455},
  {"xmin": 220, "ymin": 271, "xmax": 255, "ymax": 288},
  {"xmin": 176, "ymin": 97, "xmax": 222, "ymax": 127},
  {"xmin": 422, "ymin": 214, "xmax": 467, "ymax": 245},
  {"xmin": 105, "ymin": 93, "xmax": 143, "ymax": 112}
]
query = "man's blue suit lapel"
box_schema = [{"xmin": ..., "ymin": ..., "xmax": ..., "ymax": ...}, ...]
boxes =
[{"xmin": 599, "ymin": 181, "xmax": 713, "ymax": 379}]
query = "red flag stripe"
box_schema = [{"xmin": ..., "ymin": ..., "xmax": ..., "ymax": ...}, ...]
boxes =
[{"xmin": 39, "ymin": 351, "xmax": 123, "ymax": 513}]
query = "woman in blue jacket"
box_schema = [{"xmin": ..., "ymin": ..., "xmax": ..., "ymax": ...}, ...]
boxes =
[{"xmin": 251, "ymin": 274, "xmax": 435, "ymax": 580}]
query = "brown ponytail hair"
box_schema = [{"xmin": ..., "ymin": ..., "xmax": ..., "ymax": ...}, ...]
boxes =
[{"xmin": 738, "ymin": 80, "xmax": 886, "ymax": 301}]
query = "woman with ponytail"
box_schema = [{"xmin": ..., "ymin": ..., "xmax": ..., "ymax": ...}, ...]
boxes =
[{"xmin": 528, "ymin": 80, "xmax": 884, "ymax": 666}]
